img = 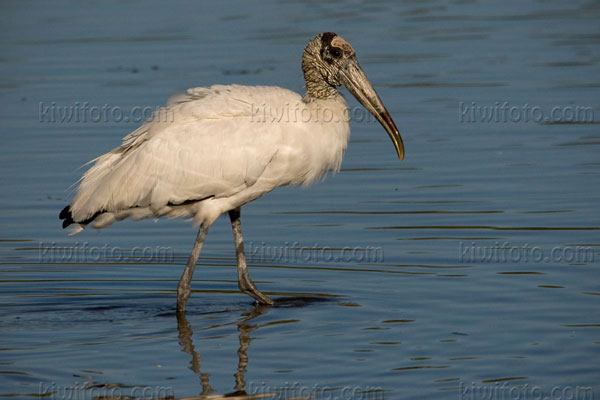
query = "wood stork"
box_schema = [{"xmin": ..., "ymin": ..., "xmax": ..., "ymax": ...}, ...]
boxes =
[{"xmin": 60, "ymin": 32, "xmax": 404, "ymax": 312}]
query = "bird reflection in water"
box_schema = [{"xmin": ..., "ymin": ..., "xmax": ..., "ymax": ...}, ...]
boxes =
[
  {"xmin": 176, "ymin": 297, "xmax": 330, "ymax": 399},
  {"xmin": 176, "ymin": 304, "xmax": 272, "ymax": 399}
]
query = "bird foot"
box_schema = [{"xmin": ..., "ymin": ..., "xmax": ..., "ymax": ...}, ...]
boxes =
[{"xmin": 239, "ymin": 281, "xmax": 274, "ymax": 306}]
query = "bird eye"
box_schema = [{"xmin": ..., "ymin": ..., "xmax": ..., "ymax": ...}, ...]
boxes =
[{"xmin": 331, "ymin": 48, "xmax": 342, "ymax": 58}]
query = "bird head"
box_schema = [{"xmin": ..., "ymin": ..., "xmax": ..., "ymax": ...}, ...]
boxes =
[{"xmin": 303, "ymin": 32, "xmax": 405, "ymax": 161}]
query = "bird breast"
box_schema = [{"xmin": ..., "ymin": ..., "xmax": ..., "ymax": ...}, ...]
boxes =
[{"xmin": 260, "ymin": 94, "xmax": 351, "ymax": 187}]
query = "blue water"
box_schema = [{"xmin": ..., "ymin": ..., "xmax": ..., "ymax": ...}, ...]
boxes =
[{"xmin": 1, "ymin": 0, "xmax": 599, "ymax": 399}]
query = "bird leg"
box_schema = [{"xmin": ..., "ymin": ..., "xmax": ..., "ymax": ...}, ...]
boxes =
[
  {"xmin": 229, "ymin": 208, "xmax": 274, "ymax": 306},
  {"xmin": 177, "ymin": 223, "xmax": 211, "ymax": 314}
]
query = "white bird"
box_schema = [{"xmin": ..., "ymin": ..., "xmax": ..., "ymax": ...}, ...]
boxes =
[{"xmin": 60, "ymin": 32, "xmax": 404, "ymax": 313}]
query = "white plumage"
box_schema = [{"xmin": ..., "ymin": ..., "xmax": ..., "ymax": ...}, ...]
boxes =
[
  {"xmin": 60, "ymin": 32, "xmax": 404, "ymax": 310},
  {"xmin": 67, "ymin": 85, "xmax": 350, "ymax": 233}
]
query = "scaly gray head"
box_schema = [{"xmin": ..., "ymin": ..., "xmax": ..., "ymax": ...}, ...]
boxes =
[{"xmin": 303, "ymin": 32, "xmax": 405, "ymax": 160}]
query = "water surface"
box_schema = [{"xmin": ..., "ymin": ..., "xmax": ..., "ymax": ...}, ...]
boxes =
[{"xmin": 0, "ymin": 0, "xmax": 599, "ymax": 399}]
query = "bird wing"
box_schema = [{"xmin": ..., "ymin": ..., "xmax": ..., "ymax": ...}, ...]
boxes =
[{"xmin": 70, "ymin": 85, "xmax": 299, "ymax": 223}]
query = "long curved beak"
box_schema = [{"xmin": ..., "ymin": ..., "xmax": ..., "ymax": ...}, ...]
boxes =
[{"xmin": 339, "ymin": 58, "xmax": 405, "ymax": 161}]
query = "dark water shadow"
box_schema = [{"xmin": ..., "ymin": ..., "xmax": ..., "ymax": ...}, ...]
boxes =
[{"xmin": 272, "ymin": 296, "xmax": 333, "ymax": 308}]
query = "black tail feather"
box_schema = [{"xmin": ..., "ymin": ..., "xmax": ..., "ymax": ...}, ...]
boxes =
[
  {"xmin": 60, "ymin": 205, "xmax": 105, "ymax": 229},
  {"xmin": 59, "ymin": 205, "xmax": 70, "ymax": 219},
  {"xmin": 59, "ymin": 205, "xmax": 75, "ymax": 228}
]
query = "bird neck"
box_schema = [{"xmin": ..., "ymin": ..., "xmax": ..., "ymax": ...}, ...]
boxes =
[
  {"xmin": 302, "ymin": 51, "xmax": 339, "ymax": 102},
  {"xmin": 303, "ymin": 76, "xmax": 339, "ymax": 102}
]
